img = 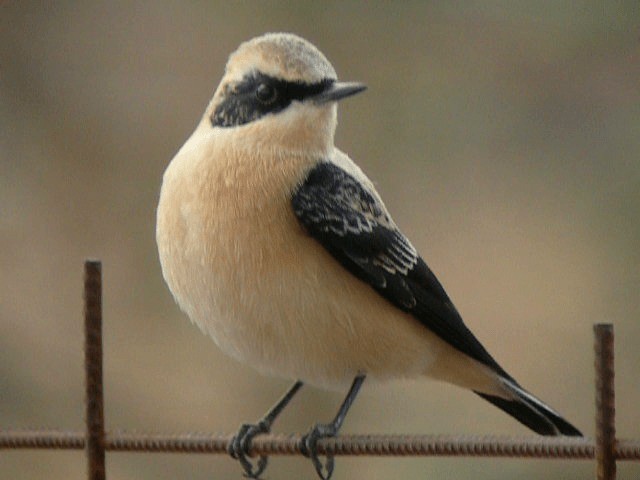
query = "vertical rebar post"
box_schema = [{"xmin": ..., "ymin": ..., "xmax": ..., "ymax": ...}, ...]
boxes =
[
  {"xmin": 84, "ymin": 260, "xmax": 106, "ymax": 480},
  {"xmin": 594, "ymin": 323, "xmax": 615, "ymax": 480}
]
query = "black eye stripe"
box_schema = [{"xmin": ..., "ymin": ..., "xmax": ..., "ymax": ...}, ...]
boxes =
[{"xmin": 211, "ymin": 72, "xmax": 335, "ymax": 128}]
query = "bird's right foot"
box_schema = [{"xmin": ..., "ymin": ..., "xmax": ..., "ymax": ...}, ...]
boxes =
[
  {"xmin": 227, "ymin": 381, "xmax": 305, "ymax": 478},
  {"xmin": 227, "ymin": 421, "xmax": 269, "ymax": 479}
]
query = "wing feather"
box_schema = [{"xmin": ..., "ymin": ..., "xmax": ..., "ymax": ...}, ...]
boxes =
[{"xmin": 292, "ymin": 161, "xmax": 510, "ymax": 378}]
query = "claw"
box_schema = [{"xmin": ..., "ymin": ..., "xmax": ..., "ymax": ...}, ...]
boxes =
[
  {"xmin": 300, "ymin": 423, "xmax": 337, "ymax": 480},
  {"xmin": 227, "ymin": 381, "xmax": 304, "ymax": 479},
  {"xmin": 228, "ymin": 422, "xmax": 269, "ymax": 479},
  {"xmin": 298, "ymin": 375, "xmax": 366, "ymax": 479}
]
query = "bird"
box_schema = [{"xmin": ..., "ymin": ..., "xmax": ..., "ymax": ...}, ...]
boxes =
[{"xmin": 156, "ymin": 32, "xmax": 582, "ymax": 480}]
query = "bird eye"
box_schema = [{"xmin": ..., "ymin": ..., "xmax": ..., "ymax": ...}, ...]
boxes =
[{"xmin": 255, "ymin": 83, "xmax": 278, "ymax": 104}]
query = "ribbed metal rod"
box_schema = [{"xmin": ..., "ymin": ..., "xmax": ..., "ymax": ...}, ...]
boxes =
[
  {"xmin": 84, "ymin": 260, "xmax": 106, "ymax": 480},
  {"xmin": 2, "ymin": 430, "xmax": 640, "ymax": 460},
  {"xmin": 594, "ymin": 324, "xmax": 616, "ymax": 479}
]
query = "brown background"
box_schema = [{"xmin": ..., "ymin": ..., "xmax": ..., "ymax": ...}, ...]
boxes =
[{"xmin": 1, "ymin": 2, "xmax": 639, "ymax": 479}]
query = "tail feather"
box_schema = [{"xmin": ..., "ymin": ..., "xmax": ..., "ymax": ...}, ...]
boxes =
[{"xmin": 475, "ymin": 382, "xmax": 582, "ymax": 436}]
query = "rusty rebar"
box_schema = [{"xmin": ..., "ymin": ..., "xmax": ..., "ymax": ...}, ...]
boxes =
[
  {"xmin": 594, "ymin": 324, "xmax": 616, "ymax": 479},
  {"xmin": 84, "ymin": 260, "xmax": 106, "ymax": 480},
  {"xmin": 0, "ymin": 429, "xmax": 85, "ymax": 449},
  {"xmin": 2, "ymin": 430, "xmax": 640, "ymax": 460}
]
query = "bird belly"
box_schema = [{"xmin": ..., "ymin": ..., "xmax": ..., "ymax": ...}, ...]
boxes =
[{"xmin": 200, "ymin": 238, "xmax": 449, "ymax": 389}]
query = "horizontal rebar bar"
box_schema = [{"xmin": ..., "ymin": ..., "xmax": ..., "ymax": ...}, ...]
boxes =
[{"xmin": 2, "ymin": 430, "xmax": 640, "ymax": 460}]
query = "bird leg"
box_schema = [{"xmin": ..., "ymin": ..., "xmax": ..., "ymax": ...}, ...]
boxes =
[
  {"xmin": 300, "ymin": 374, "xmax": 366, "ymax": 480},
  {"xmin": 228, "ymin": 380, "xmax": 303, "ymax": 478}
]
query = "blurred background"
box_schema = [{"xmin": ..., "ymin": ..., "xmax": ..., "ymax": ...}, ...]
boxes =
[{"xmin": 1, "ymin": 1, "xmax": 639, "ymax": 479}]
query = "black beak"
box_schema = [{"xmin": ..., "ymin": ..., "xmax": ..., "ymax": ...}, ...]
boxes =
[{"xmin": 311, "ymin": 81, "xmax": 367, "ymax": 105}]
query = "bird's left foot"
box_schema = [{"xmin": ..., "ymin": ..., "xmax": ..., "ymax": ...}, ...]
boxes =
[
  {"xmin": 228, "ymin": 421, "xmax": 269, "ymax": 479},
  {"xmin": 300, "ymin": 423, "xmax": 338, "ymax": 480}
]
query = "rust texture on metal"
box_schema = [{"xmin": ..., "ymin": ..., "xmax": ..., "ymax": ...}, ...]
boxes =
[
  {"xmin": 2, "ymin": 430, "xmax": 640, "ymax": 461},
  {"xmin": 84, "ymin": 260, "xmax": 106, "ymax": 480},
  {"xmin": 594, "ymin": 324, "xmax": 616, "ymax": 480}
]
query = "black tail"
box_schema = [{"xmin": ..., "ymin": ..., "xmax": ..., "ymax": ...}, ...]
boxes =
[{"xmin": 475, "ymin": 382, "xmax": 582, "ymax": 436}]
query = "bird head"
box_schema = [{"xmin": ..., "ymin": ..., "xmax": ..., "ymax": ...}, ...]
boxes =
[{"xmin": 203, "ymin": 33, "xmax": 366, "ymax": 155}]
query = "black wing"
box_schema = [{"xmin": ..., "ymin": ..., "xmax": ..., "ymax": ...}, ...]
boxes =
[{"xmin": 292, "ymin": 161, "xmax": 510, "ymax": 378}]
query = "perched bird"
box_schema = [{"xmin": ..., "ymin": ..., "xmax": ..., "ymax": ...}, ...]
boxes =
[{"xmin": 156, "ymin": 32, "xmax": 581, "ymax": 479}]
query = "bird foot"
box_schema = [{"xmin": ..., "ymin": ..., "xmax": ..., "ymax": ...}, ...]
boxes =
[
  {"xmin": 228, "ymin": 422, "xmax": 269, "ymax": 479},
  {"xmin": 300, "ymin": 423, "xmax": 338, "ymax": 480}
]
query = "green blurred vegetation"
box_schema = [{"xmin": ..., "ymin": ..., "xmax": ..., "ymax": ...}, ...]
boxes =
[{"xmin": 1, "ymin": 1, "xmax": 639, "ymax": 479}]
